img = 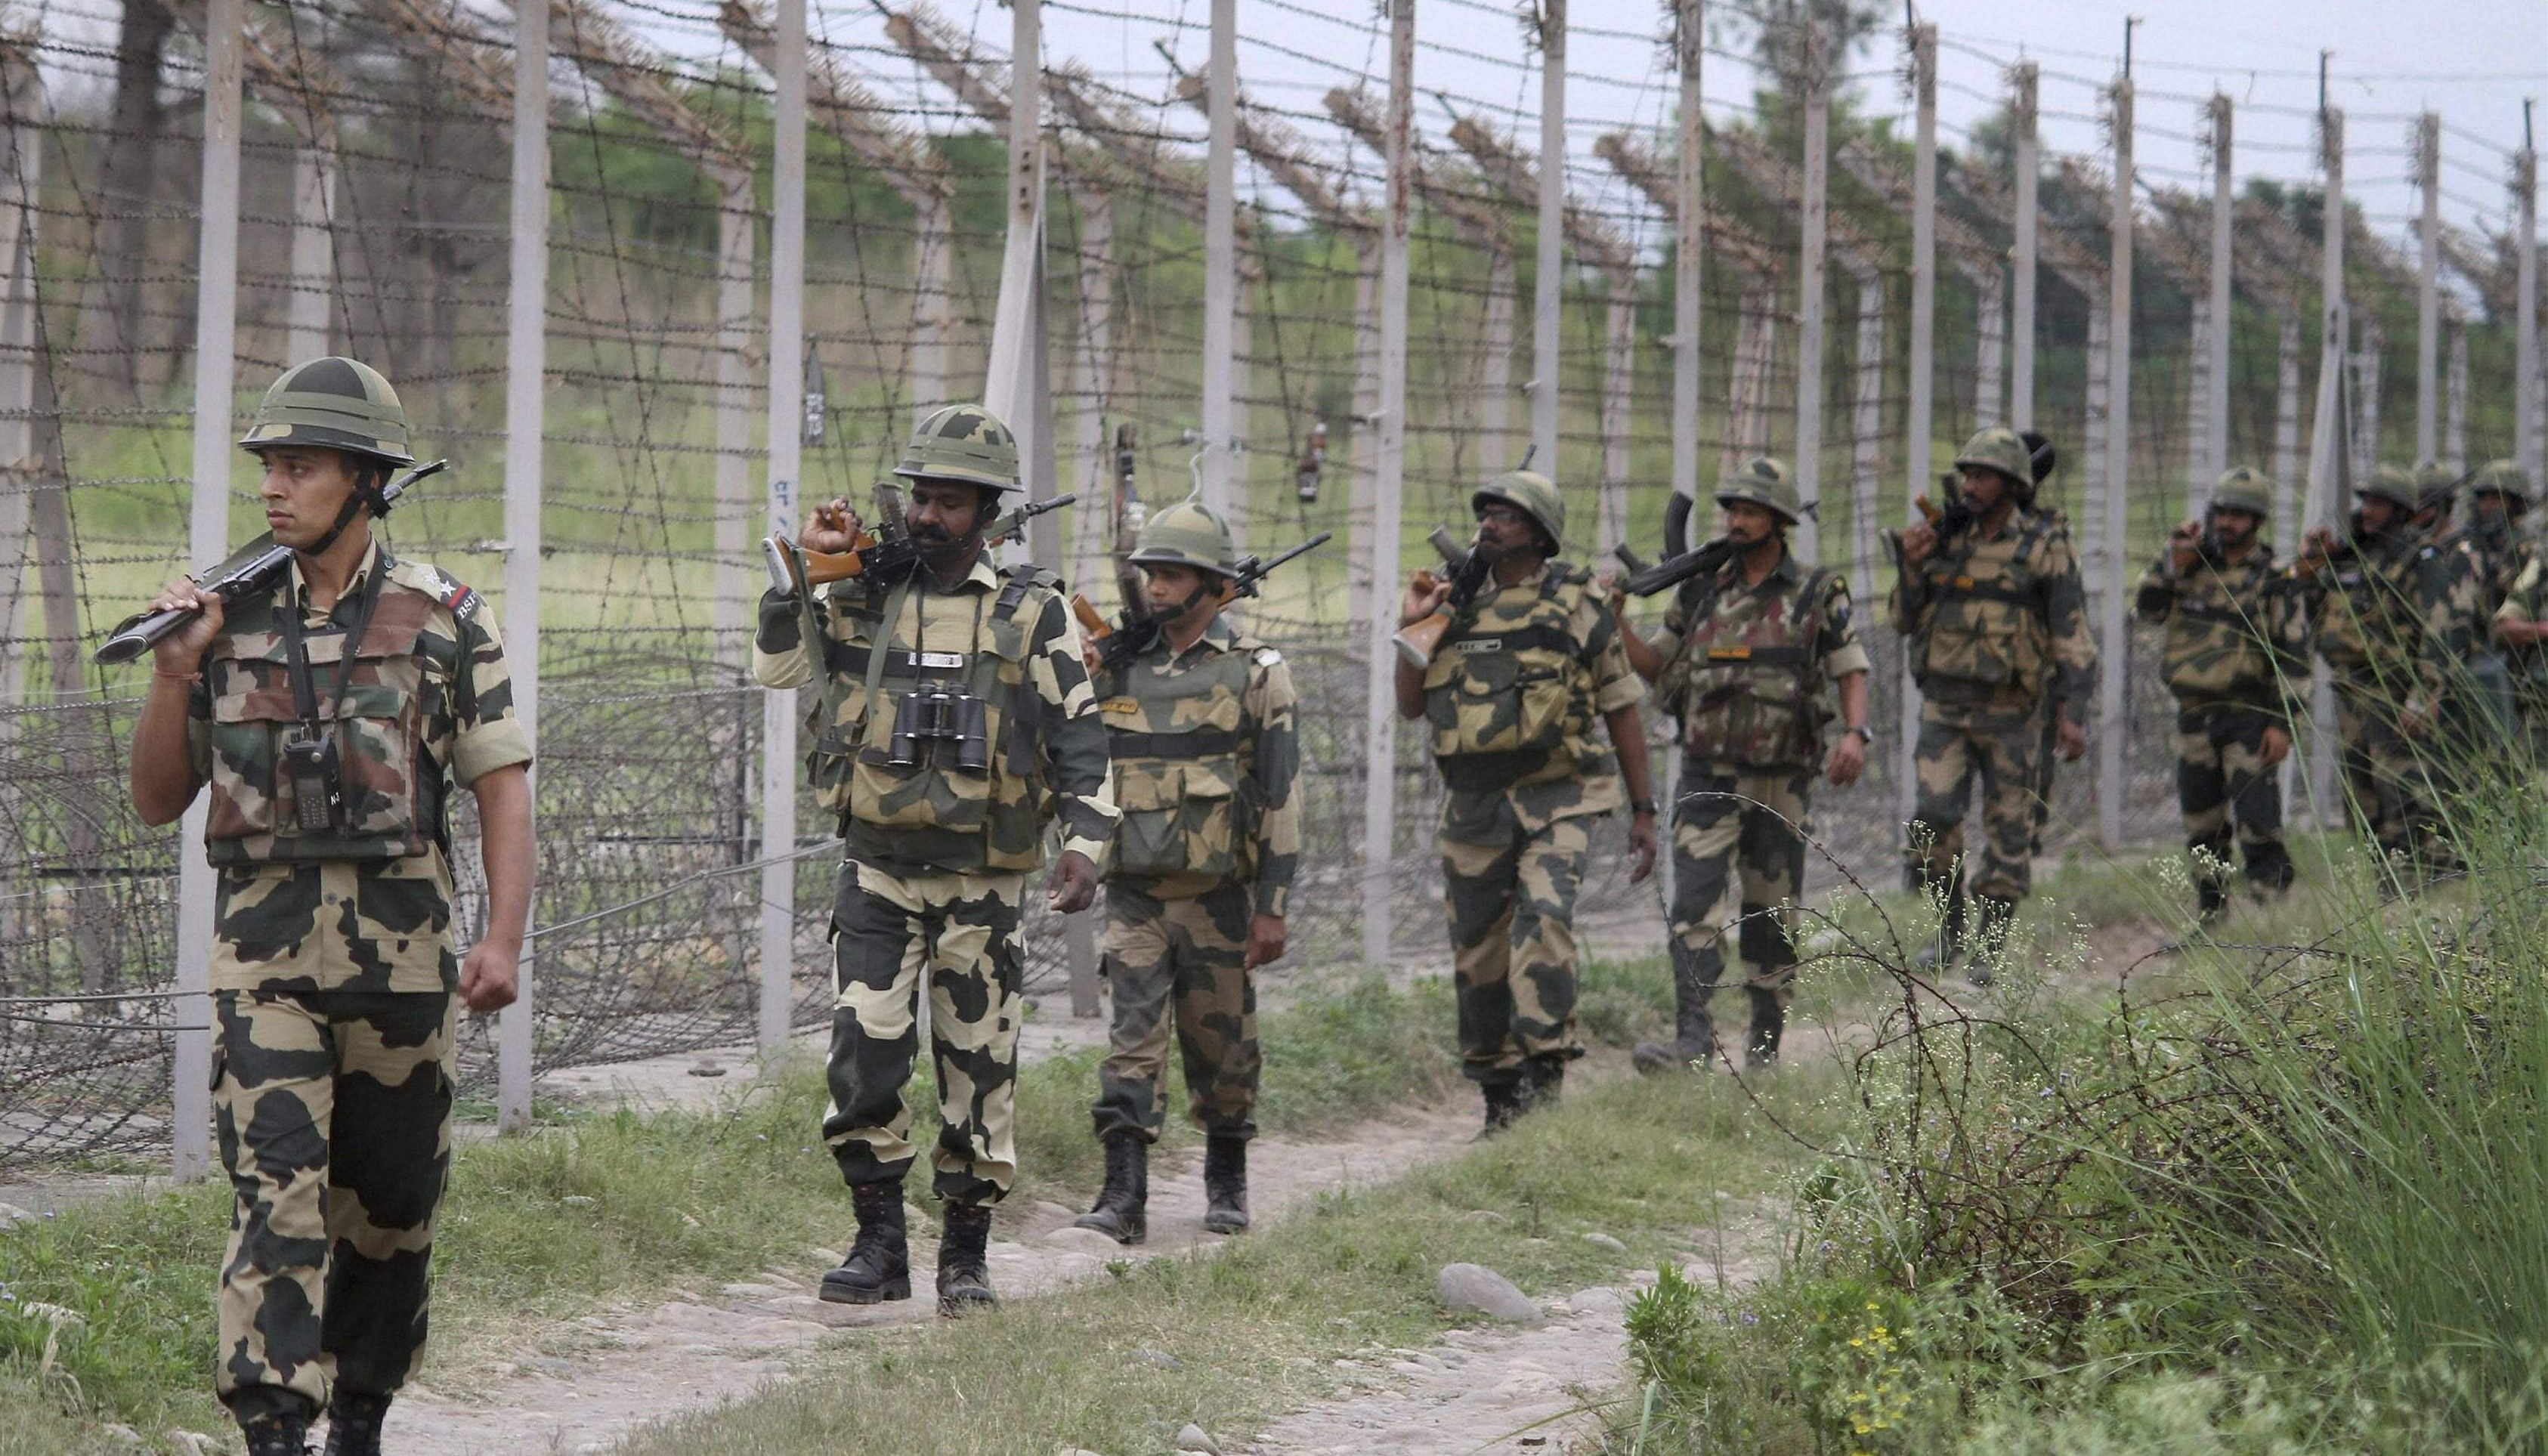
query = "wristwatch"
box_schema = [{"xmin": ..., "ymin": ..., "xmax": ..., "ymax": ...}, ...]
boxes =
[
  {"xmin": 1846, "ymin": 725, "xmax": 1875, "ymax": 745},
  {"xmin": 1629, "ymin": 799, "xmax": 1659, "ymax": 816}
]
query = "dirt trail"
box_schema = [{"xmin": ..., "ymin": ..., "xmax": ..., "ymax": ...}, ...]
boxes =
[{"xmin": 374, "ymin": 1108, "xmax": 1480, "ymax": 1456}]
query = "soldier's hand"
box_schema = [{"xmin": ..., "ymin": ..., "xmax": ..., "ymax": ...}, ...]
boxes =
[
  {"xmin": 1080, "ymin": 637, "xmax": 1105, "ymax": 676},
  {"xmin": 1399, "ymin": 576, "xmax": 1451, "ymax": 628},
  {"xmin": 1826, "ymin": 732, "xmax": 1866, "ymax": 787},
  {"xmin": 2259, "ymin": 724, "xmax": 2292, "ymax": 768},
  {"xmin": 1627, "ymin": 809, "xmax": 1658, "ymax": 885},
  {"xmin": 2301, "ymin": 526, "xmax": 2339, "ymax": 570},
  {"xmin": 1048, "ymin": 849, "xmax": 1099, "ymax": 914},
  {"xmin": 1897, "ymin": 521, "xmax": 1937, "ymax": 565},
  {"xmin": 458, "ymin": 939, "xmax": 521, "ymax": 1014},
  {"xmin": 2055, "ymin": 716, "xmax": 2089, "ymax": 762},
  {"xmin": 2169, "ymin": 520, "xmax": 2202, "ymax": 573},
  {"xmin": 1244, "ymin": 913, "xmax": 1288, "ymax": 969},
  {"xmin": 800, "ymin": 497, "xmax": 862, "ymax": 555},
  {"xmin": 147, "ymin": 574, "xmax": 222, "ymax": 671}
]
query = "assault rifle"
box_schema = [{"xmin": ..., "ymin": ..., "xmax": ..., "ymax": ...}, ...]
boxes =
[
  {"xmin": 95, "ymin": 459, "xmax": 452, "ymax": 666},
  {"xmin": 1071, "ymin": 531, "xmax": 1332, "ymax": 672},
  {"xmin": 1392, "ymin": 524, "xmax": 1492, "ymax": 669},
  {"xmin": 1610, "ymin": 534, "xmax": 1740, "ymax": 598},
  {"xmin": 762, "ymin": 489, "xmax": 1078, "ymax": 598}
]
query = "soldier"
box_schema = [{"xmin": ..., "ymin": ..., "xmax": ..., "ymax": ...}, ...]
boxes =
[
  {"xmin": 1612, "ymin": 458, "xmax": 1872, "ymax": 1074},
  {"xmin": 1071, "ymin": 502, "xmax": 1299, "ymax": 1244},
  {"xmin": 753, "ymin": 404, "xmax": 1116, "ymax": 1315},
  {"xmin": 2484, "ymin": 462, "xmax": 2548, "ymax": 756},
  {"xmin": 2453, "ymin": 459, "xmax": 2528, "ymax": 746},
  {"xmin": 1891, "ymin": 427, "xmax": 2097, "ymax": 980},
  {"xmin": 1394, "ymin": 470, "xmax": 1657, "ymax": 1133},
  {"xmin": 125, "ymin": 359, "xmax": 534, "ymax": 1456},
  {"xmin": 2459, "ymin": 459, "xmax": 2530, "ymax": 613},
  {"xmin": 2135, "ymin": 468, "xmax": 2307, "ymax": 924},
  {"xmin": 2291, "ymin": 465, "xmax": 2448, "ymax": 865}
]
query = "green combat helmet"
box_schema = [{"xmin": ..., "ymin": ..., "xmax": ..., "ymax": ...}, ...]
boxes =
[
  {"xmin": 893, "ymin": 403, "xmax": 1021, "ymax": 493},
  {"xmin": 1472, "ymin": 468, "xmax": 1564, "ymax": 551},
  {"xmin": 2360, "ymin": 463, "xmax": 2418, "ymax": 510},
  {"xmin": 2206, "ymin": 467, "xmax": 2274, "ymax": 521},
  {"xmin": 1127, "ymin": 500, "xmax": 1238, "ymax": 577},
  {"xmin": 237, "ymin": 357, "xmax": 415, "ymax": 467},
  {"xmin": 2469, "ymin": 457, "xmax": 2534, "ymax": 507},
  {"xmin": 1953, "ymin": 427, "xmax": 2033, "ymax": 489},
  {"xmin": 1715, "ymin": 456, "xmax": 1802, "ymax": 525}
]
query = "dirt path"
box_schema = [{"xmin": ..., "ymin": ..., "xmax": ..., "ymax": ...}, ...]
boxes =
[{"xmin": 373, "ymin": 1107, "xmax": 1480, "ymax": 1456}]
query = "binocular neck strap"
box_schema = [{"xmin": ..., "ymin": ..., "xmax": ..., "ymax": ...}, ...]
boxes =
[{"xmin": 857, "ymin": 574, "xmax": 991, "ymax": 721}]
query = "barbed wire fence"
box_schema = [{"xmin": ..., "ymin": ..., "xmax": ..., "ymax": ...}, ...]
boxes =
[{"xmin": 0, "ymin": 0, "xmax": 2537, "ymax": 1175}]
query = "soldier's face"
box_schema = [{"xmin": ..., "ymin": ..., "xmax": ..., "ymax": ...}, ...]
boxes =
[
  {"xmin": 2474, "ymin": 493, "xmax": 2508, "ymax": 528},
  {"xmin": 1956, "ymin": 465, "xmax": 2010, "ymax": 513},
  {"xmin": 1140, "ymin": 562, "xmax": 1218, "ymax": 623},
  {"xmin": 1474, "ymin": 502, "xmax": 1541, "ymax": 563},
  {"xmin": 1723, "ymin": 502, "xmax": 1780, "ymax": 546},
  {"xmin": 2209, "ymin": 509, "xmax": 2260, "ymax": 550},
  {"xmin": 257, "ymin": 447, "xmax": 362, "ymax": 551},
  {"xmin": 907, "ymin": 480, "xmax": 993, "ymax": 557},
  {"xmin": 2358, "ymin": 496, "xmax": 2403, "ymax": 534}
]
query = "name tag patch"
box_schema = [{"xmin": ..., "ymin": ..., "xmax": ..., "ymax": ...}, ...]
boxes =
[
  {"xmin": 1101, "ymin": 697, "xmax": 1141, "ymax": 716},
  {"xmin": 1453, "ymin": 638, "xmax": 1503, "ymax": 654}
]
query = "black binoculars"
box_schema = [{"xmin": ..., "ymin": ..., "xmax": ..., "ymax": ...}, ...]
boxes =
[{"xmin": 888, "ymin": 686, "xmax": 991, "ymax": 774}]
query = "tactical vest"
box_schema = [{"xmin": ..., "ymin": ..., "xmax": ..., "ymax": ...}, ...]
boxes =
[
  {"xmin": 1421, "ymin": 564, "xmax": 1598, "ymax": 788},
  {"xmin": 2313, "ymin": 536, "xmax": 2420, "ymax": 675},
  {"xmin": 202, "ymin": 562, "xmax": 447, "ymax": 866},
  {"xmin": 1673, "ymin": 565, "xmax": 1838, "ymax": 768},
  {"xmin": 2159, "ymin": 549, "xmax": 2284, "ymax": 708},
  {"xmin": 1909, "ymin": 512, "xmax": 2058, "ymax": 699},
  {"xmin": 1099, "ymin": 640, "xmax": 1257, "ymax": 881},
  {"xmin": 800, "ymin": 565, "xmax": 1056, "ymax": 873}
]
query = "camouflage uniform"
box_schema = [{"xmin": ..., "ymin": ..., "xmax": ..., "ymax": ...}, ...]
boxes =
[
  {"xmin": 1889, "ymin": 428, "xmax": 2096, "ymax": 960},
  {"xmin": 1422, "ymin": 475, "xmax": 1644, "ymax": 1108},
  {"xmin": 182, "ymin": 359, "xmax": 532, "ymax": 1436},
  {"xmin": 2486, "ymin": 462, "xmax": 2548, "ymax": 756},
  {"xmin": 1639, "ymin": 459, "xmax": 1869, "ymax": 1071},
  {"xmin": 2132, "ymin": 471, "xmax": 2307, "ymax": 917}
]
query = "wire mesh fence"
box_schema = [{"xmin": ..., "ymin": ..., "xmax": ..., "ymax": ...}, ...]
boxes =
[{"xmin": 0, "ymin": 0, "xmax": 2538, "ymax": 1172}]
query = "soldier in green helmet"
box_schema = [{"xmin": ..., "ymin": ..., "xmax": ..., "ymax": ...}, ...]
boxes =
[
  {"xmin": 2485, "ymin": 462, "xmax": 2548, "ymax": 754},
  {"xmin": 1395, "ymin": 468, "xmax": 1657, "ymax": 1134},
  {"xmin": 753, "ymin": 403, "xmax": 1118, "ymax": 1315},
  {"xmin": 125, "ymin": 357, "xmax": 535, "ymax": 1456},
  {"xmin": 1068, "ymin": 501, "xmax": 1300, "ymax": 1244},
  {"xmin": 1890, "ymin": 426, "xmax": 2097, "ymax": 981},
  {"xmin": 2135, "ymin": 468, "xmax": 2309, "ymax": 925},
  {"xmin": 1611, "ymin": 457, "xmax": 1872, "ymax": 1073}
]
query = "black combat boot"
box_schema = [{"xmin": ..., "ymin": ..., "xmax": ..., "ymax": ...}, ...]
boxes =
[
  {"xmin": 819, "ymin": 1178, "xmax": 911, "ymax": 1305},
  {"xmin": 241, "ymin": 1413, "xmax": 311, "ymax": 1456},
  {"xmin": 1202, "ymin": 1135, "xmax": 1250, "ymax": 1235},
  {"xmin": 322, "ymin": 1390, "xmax": 390, "ymax": 1456},
  {"xmin": 1071, "ymin": 1133, "xmax": 1149, "ymax": 1246},
  {"xmin": 1743, "ymin": 987, "xmax": 1786, "ymax": 1071},
  {"xmin": 935, "ymin": 1201, "xmax": 997, "ymax": 1315},
  {"xmin": 1477, "ymin": 1079, "xmax": 1526, "ymax": 1139},
  {"xmin": 2247, "ymin": 844, "xmax": 2296, "ymax": 898},
  {"xmin": 1633, "ymin": 954, "xmax": 1717, "ymax": 1074},
  {"xmin": 1967, "ymin": 896, "xmax": 2018, "ymax": 986},
  {"xmin": 1520, "ymin": 1053, "xmax": 1566, "ymax": 1111},
  {"xmin": 2194, "ymin": 876, "xmax": 2230, "ymax": 926}
]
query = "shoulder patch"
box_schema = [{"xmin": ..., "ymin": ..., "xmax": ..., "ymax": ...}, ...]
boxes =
[
  {"xmin": 391, "ymin": 559, "xmax": 481, "ymax": 620},
  {"xmin": 1253, "ymin": 645, "xmax": 1283, "ymax": 667}
]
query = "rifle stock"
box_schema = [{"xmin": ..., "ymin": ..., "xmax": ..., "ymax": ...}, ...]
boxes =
[
  {"xmin": 1070, "ymin": 593, "xmax": 1115, "ymax": 644},
  {"xmin": 1392, "ymin": 611, "xmax": 1453, "ymax": 669},
  {"xmin": 763, "ymin": 493, "xmax": 1078, "ymax": 598}
]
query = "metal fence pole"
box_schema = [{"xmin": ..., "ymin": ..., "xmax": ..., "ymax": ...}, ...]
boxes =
[
  {"xmin": 758, "ymin": 0, "xmax": 807, "ymax": 1058},
  {"xmin": 286, "ymin": 140, "xmax": 335, "ymax": 363},
  {"xmin": 1200, "ymin": 0, "xmax": 1237, "ymax": 518},
  {"xmin": 712, "ymin": 173, "xmax": 755, "ymax": 662},
  {"xmin": 0, "ymin": 55, "xmax": 43, "ymax": 737},
  {"xmin": 1794, "ymin": 22, "xmax": 1826, "ymax": 564},
  {"xmin": 2009, "ymin": 63, "xmax": 2036, "ymax": 431},
  {"xmin": 1530, "ymin": 0, "xmax": 1563, "ymax": 471},
  {"xmin": 1360, "ymin": 0, "xmax": 1413, "ymax": 966},
  {"xmin": 496, "ymin": 0, "xmax": 548, "ymax": 1130},
  {"xmin": 2517, "ymin": 144, "xmax": 2540, "ymax": 484},
  {"xmin": 1896, "ymin": 23, "xmax": 1934, "ymax": 827},
  {"xmin": 172, "ymin": 0, "xmax": 245, "ymax": 1181},
  {"xmin": 2208, "ymin": 95, "xmax": 2233, "ymax": 481},
  {"xmin": 2304, "ymin": 107, "xmax": 2348, "ymax": 823},
  {"xmin": 1670, "ymin": 1, "xmax": 1701, "ymax": 524},
  {"xmin": 2416, "ymin": 113, "xmax": 2440, "ymax": 462},
  {"xmin": 2098, "ymin": 79, "xmax": 2132, "ymax": 848}
]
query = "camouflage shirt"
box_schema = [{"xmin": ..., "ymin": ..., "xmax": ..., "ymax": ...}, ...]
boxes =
[
  {"xmin": 1093, "ymin": 617, "xmax": 1300, "ymax": 917},
  {"xmin": 185, "ymin": 541, "xmax": 533, "ymax": 994},
  {"xmin": 752, "ymin": 552, "xmax": 1117, "ymax": 876},
  {"xmin": 2293, "ymin": 526, "xmax": 2450, "ymax": 707},
  {"xmin": 1425, "ymin": 561, "xmax": 1644, "ymax": 845},
  {"xmin": 2133, "ymin": 541, "xmax": 2310, "ymax": 725},
  {"xmin": 2491, "ymin": 540, "xmax": 2548, "ymax": 688},
  {"xmin": 1888, "ymin": 505, "xmax": 2097, "ymax": 727},
  {"xmin": 2418, "ymin": 525, "xmax": 2496, "ymax": 666},
  {"xmin": 1654, "ymin": 546, "xmax": 1872, "ymax": 772}
]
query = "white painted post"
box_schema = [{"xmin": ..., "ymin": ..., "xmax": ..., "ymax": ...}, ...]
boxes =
[
  {"xmin": 496, "ymin": 0, "xmax": 548, "ymax": 1131},
  {"xmin": 2010, "ymin": 63, "xmax": 2037, "ymax": 431},
  {"xmin": 1599, "ymin": 276, "xmax": 1632, "ymax": 553},
  {"xmin": 1668, "ymin": 0, "xmax": 1702, "ymax": 533},
  {"xmin": 286, "ymin": 141, "xmax": 335, "ymax": 363},
  {"xmin": 2186, "ymin": 298, "xmax": 2212, "ymax": 502},
  {"xmin": 2304, "ymin": 107, "xmax": 2347, "ymax": 825},
  {"xmin": 713, "ymin": 172, "xmax": 755, "ymax": 662},
  {"xmin": 2446, "ymin": 324, "xmax": 2468, "ymax": 471},
  {"xmin": 2098, "ymin": 79, "xmax": 2132, "ymax": 849},
  {"xmin": 2208, "ymin": 95, "xmax": 2233, "ymax": 480},
  {"xmin": 2416, "ymin": 114, "xmax": 2439, "ymax": 462},
  {"xmin": 759, "ymin": 0, "xmax": 807, "ymax": 1058},
  {"xmin": 1794, "ymin": 21, "xmax": 1826, "ymax": 564},
  {"xmin": 1361, "ymin": 0, "xmax": 1412, "ymax": 966},
  {"xmin": 1200, "ymin": 0, "xmax": 1237, "ymax": 518},
  {"xmin": 2517, "ymin": 147, "xmax": 2539, "ymax": 484},
  {"xmin": 0, "ymin": 56, "xmax": 42, "ymax": 732},
  {"xmin": 1068, "ymin": 184, "xmax": 1115, "ymax": 596},
  {"xmin": 1849, "ymin": 280, "xmax": 1883, "ymax": 599},
  {"xmin": 1530, "ymin": 0, "xmax": 1564, "ymax": 473},
  {"xmin": 173, "ymin": 0, "xmax": 245, "ymax": 1181},
  {"xmin": 983, "ymin": 0, "xmax": 1044, "ymax": 428},
  {"xmin": 1897, "ymin": 23, "xmax": 1935, "ymax": 825},
  {"xmin": 2272, "ymin": 317, "xmax": 2302, "ymax": 543}
]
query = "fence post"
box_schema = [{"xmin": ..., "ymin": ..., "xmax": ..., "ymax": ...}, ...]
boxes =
[
  {"xmin": 1360, "ymin": 0, "xmax": 1413, "ymax": 966},
  {"xmin": 1793, "ymin": 21, "xmax": 1826, "ymax": 564},
  {"xmin": 496, "ymin": 0, "xmax": 548, "ymax": 1130},
  {"xmin": 713, "ymin": 172, "xmax": 754, "ymax": 662},
  {"xmin": 2009, "ymin": 63, "xmax": 2036, "ymax": 431},
  {"xmin": 1529, "ymin": 0, "xmax": 1563, "ymax": 472},
  {"xmin": 286, "ymin": 138, "xmax": 336, "ymax": 363},
  {"xmin": 2208, "ymin": 95, "xmax": 2233, "ymax": 481},
  {"xmin": 1200, "ymin": 0, "xmax": 1237, "ymax": 522},
  {"xmin": 2416, "ymin": 114, "xmax": 2440, "ymax": 462},
  {"xmin": 2516, "ymin": 143, "xmax": 2539, "ymax": 484},
  {"xmin": 1896, "ymin": 23, "xmax": 1934, "ymax": 827},
  {"xmin": 172, "ymin": 0, "xmax": 245, "ymax": 1181},
  {"xmin": 0, "ymin": 54, "xmax": 42, "ymax": 731},
  {"xmin": 2098, "ymin": 79, "xmax": 2132, "ymax": 849},
  {"xmin": 1669, "ymin": 1, "xmax": 1701, "ymax": 530},
  {"xmin": 756, "ymin": 0, "xmax": 806, "ymax": 1058}
]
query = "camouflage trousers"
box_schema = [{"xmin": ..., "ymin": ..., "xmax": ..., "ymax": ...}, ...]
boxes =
[
  {"xmin": 825, "ymin": 860, "xmax": 1024, "ymax": 1205},
  {"xmin": 212, "ymin": 988, "xmax": 455, "ymax": 1426},
  {"xmin": 1440, "ymin": 799, "xmax": 1589, "ymax": 1087},
  {"xmin": 2175, "ymin": 709, "xmax": 2292, "ymax": 895},
  {"xmin": 1669, "ymin": 768, "xmax": 1809, "ymax": 1012},
  {"xmin": 1906, "ymin": 708, "xmax": 2046, "ymax": 904},
  {"xmin": 2332, "ymin": 680, "xmax": 2427, "ymax": 856},
  {"xmin": 1091, "ymin": 880, "xmax": 1260, "ymax": 1144}
]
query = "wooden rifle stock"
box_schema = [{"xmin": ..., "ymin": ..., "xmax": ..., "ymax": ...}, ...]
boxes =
[{"xmin": 1069, "ymin": 594, "xmax": 1115, "ymax": 644}]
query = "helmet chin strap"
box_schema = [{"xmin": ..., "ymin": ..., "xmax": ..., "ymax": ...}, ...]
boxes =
[{"xmin": 301, "ymin": 468, "xmax": 385, "ymax": 559}]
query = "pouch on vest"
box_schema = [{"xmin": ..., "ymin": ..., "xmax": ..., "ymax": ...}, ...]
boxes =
[
  {"xmin": 1424, "ymin": 650, "xmax": 1573, "ymax": 759},
  {"xmin": 1109, "ymin": 682, "xmax": 1250, "ymax": 880},
  {"xmin": 1683, "ymin": 656, "xmax": 1817, "ymax": 765},
  {"xmin": 204, "ymin": 615, "xmax": 430, "ymax": 861}
]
